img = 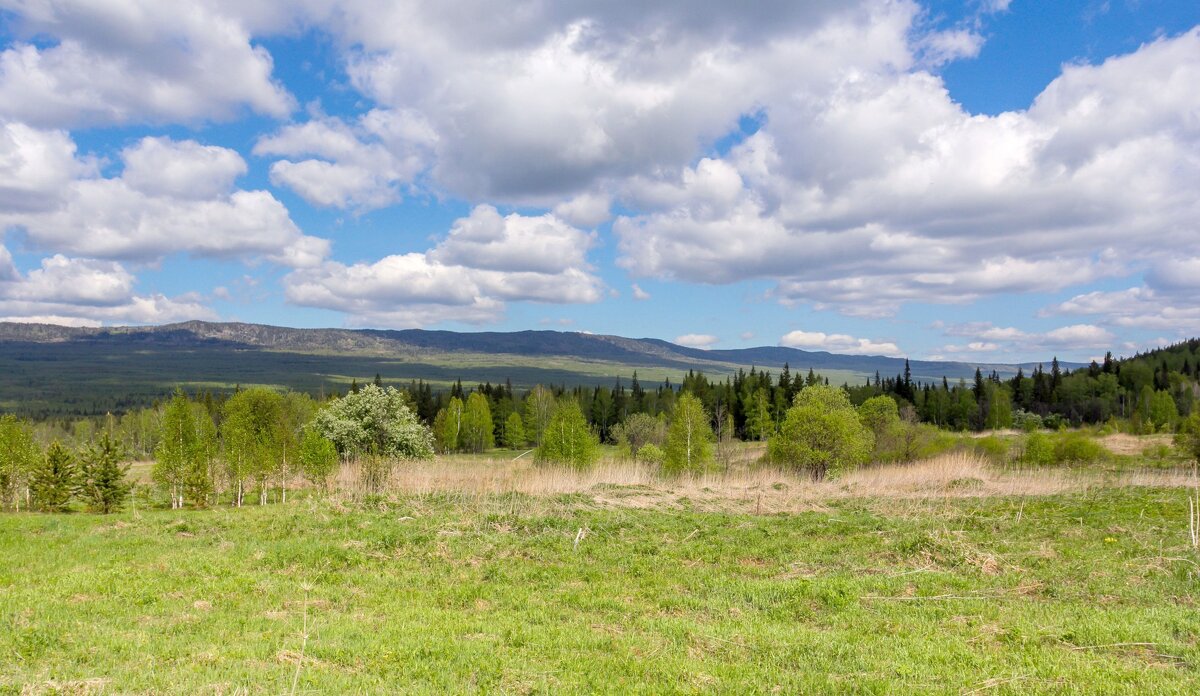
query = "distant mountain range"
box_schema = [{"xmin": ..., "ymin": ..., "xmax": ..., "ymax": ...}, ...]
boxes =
[{"xmin": 0, "ymin": 320, "xmax": 1079, "ymax": 397}]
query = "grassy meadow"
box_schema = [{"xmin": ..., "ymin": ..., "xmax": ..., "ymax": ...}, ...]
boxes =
[{"xmin": 3, "ymin": 442, "xmax": 1200, "ymax": 694}]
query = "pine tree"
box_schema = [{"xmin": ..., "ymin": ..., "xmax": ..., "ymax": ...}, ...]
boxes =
[
  {"xmin": 30, "ymin": 441, "xmax": 76, "ymax": 512},
  {"xmin": 76, "ymin": 431, "xmax": 132, "ymax": 513}
]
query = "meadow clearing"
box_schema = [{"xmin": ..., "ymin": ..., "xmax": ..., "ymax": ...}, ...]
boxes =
[{"xmin": 3, "ymin": 438, "xmax": 1199, "ymax": 695}]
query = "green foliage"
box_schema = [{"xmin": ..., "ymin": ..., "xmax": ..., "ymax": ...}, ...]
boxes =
[
  {"xmin": 29, "ymin": 441, "xmax": 76, "ymax": 512},
  {"xmin": 0, "ymin": 415, "xmax": 41, "ymax": 510},
  {"xmin": 1148, "ymin": 390, "xmax": 1178, "ymax": 432},
  {"xmin": 744, "ymin": 388, "xmax": 774, "ymax": 441},
  {"xmin": 155, "ymin": 389, "xmax": 216, "ymax": 508},
  {"xmin": 1174, "ymin": 411, "xmax": 1200, "ymax": 463},
  {"xmin": 636, "ymin": 443, "xmax": 665, "ymax": 465},
  {"xmin": 857, "ymin": 396, "xmax": 899, "ymax": 438},
  {"xmin": 536, "ymin": 400, "xmax": 599, "ymax": 468},
  {"xmin": 1021, "ymin": 433, "xmax": 1055, "ymax": 466},
  {"xmin": 222, "ymin": 388, "xmax": 286, "ymax": 505},
  {"xmin": 663, "ymin": 393, "xmax": 714, "ymax": 474},
  {"xmin": 522, "ymin": 385, "xmax": 555, "ymax": 445},
  {"xmin": 970, "ymin": 435, "xmax": 1010, "ymax": 464},
  {"xmin": 311, "ymin": 384, "xmax": 434, "ymax": 460},
  {"xmin": 768, "ymin": 385, "xmax": 873, "ymax": 479},
  {"xmin": 983, "ymin": 384, "xmax": 1013, "ymax": 430},
  {"xmin": 460, "ymin": 392, "xmax": 495, "ymax": 453},
  {"xmin": 76, "ymin": 431, "xmax": 132, "ymax": 513},
  {"xmin": 298, "ymin": 428, "xmax": 339, "ymax": 491},
  {"xmin": 432, "ymin": 397, "xmax": 463, "ymax": 453},
  {"xmin": 612, "ymin": 412, "xmax": 665, "ymax": 460},
  {"xmin": 1053, "ymin": 433, "xmax": 1108, "ymax": 464},
  {"xmin": 502, "ymin": 411, "xmax": 527, "ymax": 449},
  {"xmin": 1013, "ymin": 410, "xmax": 1043, "ymax": 432},
  {"xmin": 1021, "ymin": 431, "xmax": 1107, "ymax": 466}
]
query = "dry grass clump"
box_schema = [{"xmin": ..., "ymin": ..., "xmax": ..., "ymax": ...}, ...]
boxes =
[{"xmin": 1099, "ymin": 433, "xmax": 1173, "ymax": 456}]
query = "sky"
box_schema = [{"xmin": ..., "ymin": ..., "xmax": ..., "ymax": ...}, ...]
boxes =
[{"xmin": 0, "ymin": 0, "xmax": 1197, "ymax": 364}]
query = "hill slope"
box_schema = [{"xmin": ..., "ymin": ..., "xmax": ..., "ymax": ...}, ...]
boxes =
[{"xmin": 0, "ymin": 320, "xmax": 1078, "ymax": 416}]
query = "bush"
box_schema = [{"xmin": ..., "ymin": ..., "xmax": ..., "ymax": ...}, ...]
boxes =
[
  {"xmin": 1021, "ymin": 431, "xmax": 1107, "ymax": 466},
  {"xmin": 312, "ymin": 385, "xmax": 434, "ymax": 460},
  {"xmin": 767, "ymin": 385, "xmax": 872, "ymax": 479},
  {"xmin": 1021, "ymin": 433, "xmax": 1055, "ymax": 466},
  {"xmin": 971, "ymin": 435, "xmax": 1010, "ymax": 464},
  {"xmin": 1052, "ymin": 433, "xmax": 1107, "ymax": 463},
  {"xmin": 636, "ymin": 443, "xmax": 665, "ymax": 465},
  {"xmin": 1013, "ymin": 410, "xmax": 1043, "ymax": 432},
  {"xmin": 1175, "ymin": 411, "xmax": 1200, "ymax": 464}
]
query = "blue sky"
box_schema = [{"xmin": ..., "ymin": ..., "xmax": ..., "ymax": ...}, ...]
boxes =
[{"xmin": 0, "ymin": 0, "xmax": 1198, "ymax": 363}]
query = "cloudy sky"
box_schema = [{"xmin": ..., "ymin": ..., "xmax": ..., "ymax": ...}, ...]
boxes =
[{"xmin": 0, "ymin": 0, "xmax": 1197, "ymax": 362}]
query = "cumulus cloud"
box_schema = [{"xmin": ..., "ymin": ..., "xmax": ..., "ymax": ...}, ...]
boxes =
[
  {"xmin": 938, "ymin": 320, "xmax": 1119, "ymax": 357},
  {"xmin": 254, "ymin": 109, "xmax": 434, "ymax": 210},
  {"xmin": 0, "ymin": 121, "xmax": 95, "ymax": 213},
  {"xmin": 0, "ymin": 131, "xmax": 328, "ymax": 267},
  {"xmin": 122, "ymin": 136, "xmax": 247, "ymax": 200},
  {"xmin": 615, "ymin": 28, "xmax": 1200, "ymax": 317},
  {"xmin": 675, "ymin": 333, "xmax": 719, "ymax": 349},
  {"xmin": 1045, "ymin": 286, "xmax": 1200, "ymax": 336},
  {"xmin": 0, "ymin": 0, "xmax": 293, "ymax": 127},
  {"xmin": 630, "ymin": 283, "xmax": 650, "ymax": 301},
  {"xmin": 779, "ymin": 330, "xmax": 903, "ymax": 357},
  {"xmin": 283, "ymin": 206, "xmax": 603, "ymax": 326},
  {"xmin": 0, "ymin": 247, "xmax": 215, "ymax": 324}
]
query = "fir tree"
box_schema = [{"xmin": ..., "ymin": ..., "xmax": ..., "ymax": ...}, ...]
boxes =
[
  {"xmin": 77, "ymin": 431, "xmax": 132, "ymax": 513},
  {"xmin": 30, "ymin": 441, "xmax": 76, "ymax": 512}
]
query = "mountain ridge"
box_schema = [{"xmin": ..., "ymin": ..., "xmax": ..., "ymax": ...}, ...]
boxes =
[{"xmin": 0, "ymin": 319, "xmax": 1080, "ymax": 377}]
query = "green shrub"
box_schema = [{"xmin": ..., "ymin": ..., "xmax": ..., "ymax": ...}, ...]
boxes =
[
  {"xmin": 1021, "ymin": 433, "xmax": 1055, "ymax": 466},
  {"xmin": 636, "ymin": 443, "xmax": 664, "ymax": 465},
  {"xmin": 971, "ymin": 435, "xmax": 1010, "ymax": 464},
  {"xmin": 1013, "ymin": 410, "xmax": 1043, "ymax": 432},
  {"xmin": 1052, "ymin": 433, "xmax": 1107, "ymax": 463}
]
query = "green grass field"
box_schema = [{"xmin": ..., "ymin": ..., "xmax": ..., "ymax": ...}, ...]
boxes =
[{"xmin": 3, "ymin": 461, "xmax": 1199, "ymax": 694}]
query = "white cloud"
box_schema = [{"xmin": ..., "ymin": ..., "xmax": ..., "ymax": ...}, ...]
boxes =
[
  {"xmin": 1042, "ymin": 324, "xmax": 1114, "ymax": 348},
  {"xmin": 553, "ymin": 192, "xmax": 612, "ymax": 228},
  {"xmin": 0, "ymin": 121, "xmax": 94, "ymax": 213},
  {"xmin": 1, "ymin": 131, "xmax": 328, "ymax": 267},
  {"xmin": 613, "ymin": 28, "xmax": 1200, "ymax": 316},
  {"xmin": 429, "ymin": 205, "xmax": 595, "ymax": 274},
  {"xmin": 939, "ymin": 320, "xmax": 1120, "ymax": 356},
  {"xmin": 122, "ymin": 136, "xmax": 247, "ymax": 200},
  {"xmin": 630, "ymin": 283, "xmax": 650, "ymax": 301},
  {"xmin": 779, "ymin": 330, "xmax": 903, "ymax": 357},
  {"xmin": 1045, "ymin": 286, "xmax": 1200, "ymax": 335},
  {"xmin": 0, "ymin": 0, "xmax": 293, "ymax": 127},
  {"xmin": 675, "ymin": 334, "xmax": 718, "ymax": 349},
  {"xmin": 284, "ymin": 206, "xmax": 603, "ymax": 326},
  {"xmin": 916, "ymin": 29, "xmax": 984, "ymax": 67},
  {"xmin": 0, "ymin": 248, "xmax": 215, "ymax": 325},
  {"xmin": 254, "ymin": 109, "xmax": 434, "ymax": 210}
]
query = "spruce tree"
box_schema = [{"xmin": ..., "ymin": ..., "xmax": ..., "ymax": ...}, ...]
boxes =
[
  {"xmin": 30, "ymin": 441, "xmax": 76, "ymax": 512},
  {"xmin": 77, "ymin": 431, "xmax": 132, "ymax": 513}
]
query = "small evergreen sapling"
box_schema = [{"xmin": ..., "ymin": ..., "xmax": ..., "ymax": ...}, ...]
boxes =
[
  {"xmin": 77, "ymin": 431, "xmax": 133, "ymax": 513},
  {"xmin": 30, "ymin": 441, "xmax": 77, "ymax": 512}
]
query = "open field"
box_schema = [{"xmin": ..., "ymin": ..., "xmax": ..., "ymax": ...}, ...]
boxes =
[{"xmin": 3, "ymin": 453, "xmax": 1200, "ymax": 694}]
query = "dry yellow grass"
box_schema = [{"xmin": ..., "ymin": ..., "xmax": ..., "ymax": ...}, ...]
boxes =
[{"xmin": 328, "ymin": 451, "xmax": 1198, "ymax": 515}]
